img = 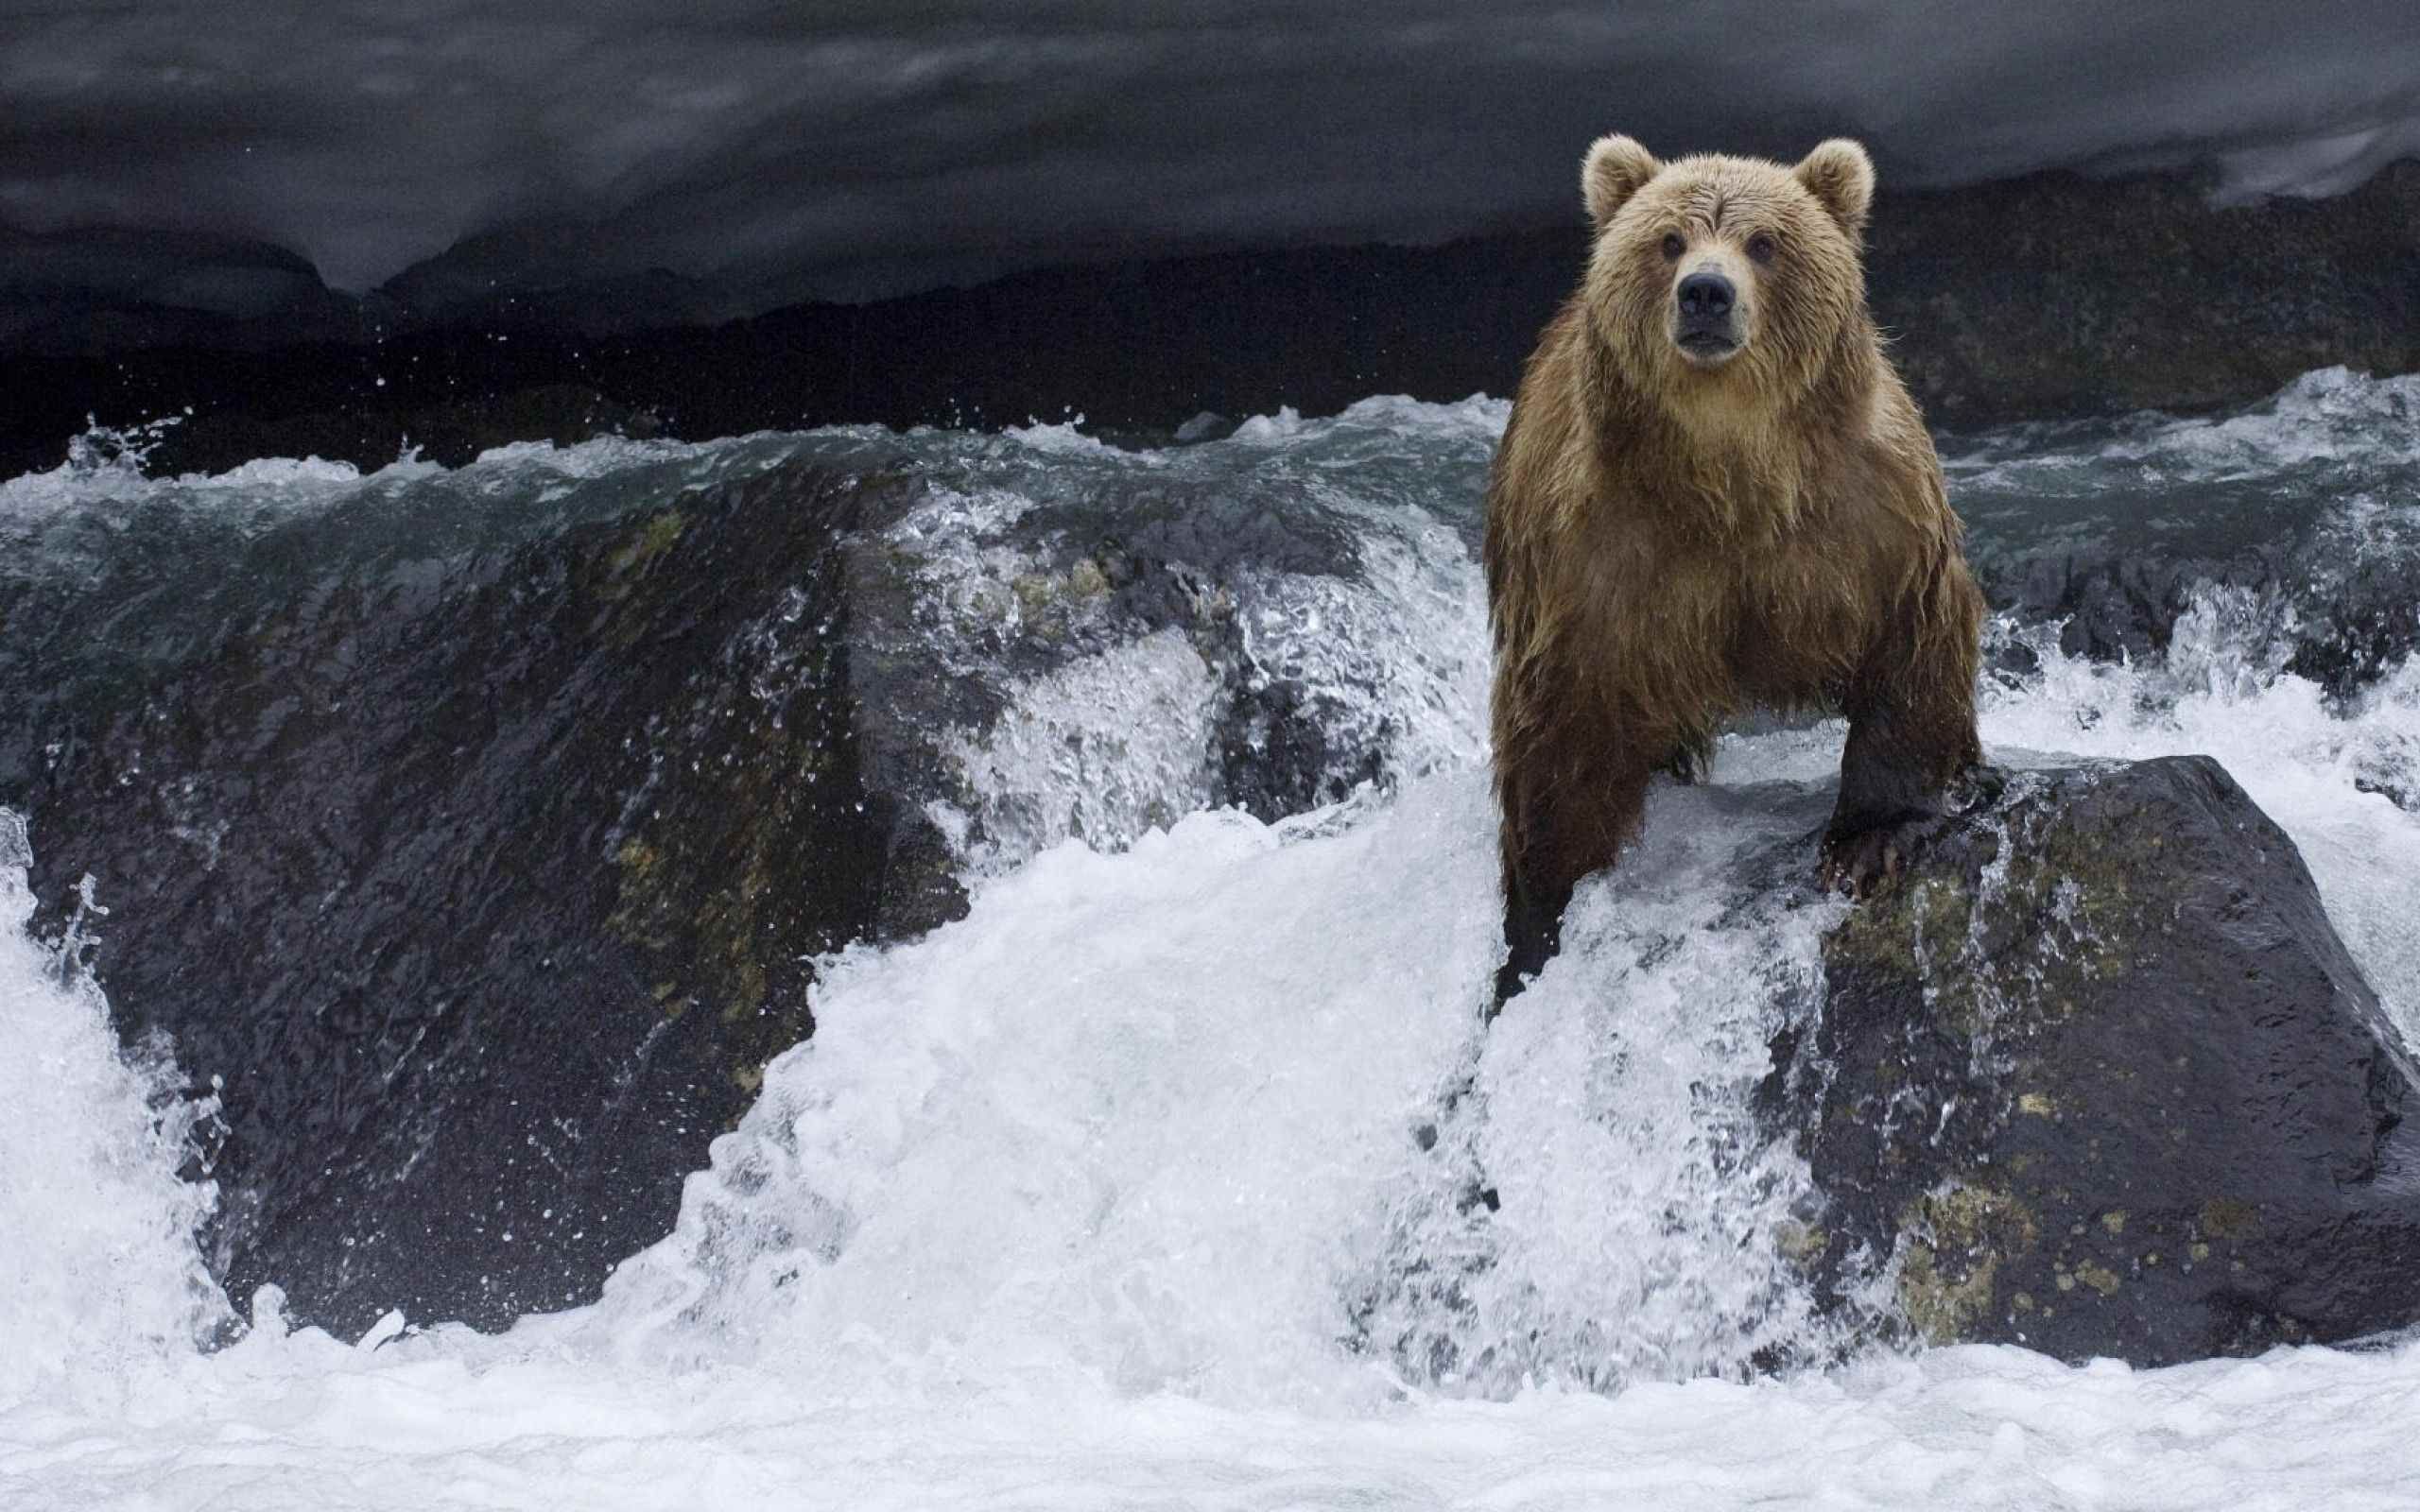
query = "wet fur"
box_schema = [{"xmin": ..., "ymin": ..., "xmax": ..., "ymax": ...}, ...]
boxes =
[{"xmin": 1487, "ymin": 138, "xmax": 1984, "ymax": 1006}]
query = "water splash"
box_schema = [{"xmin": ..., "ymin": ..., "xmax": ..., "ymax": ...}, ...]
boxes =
[
  {"xmin": 0, "ymin": 811, "xmax": 232, "ymax": 1407},
  {"xmin": 1977, "ymin": 605, "xmax": 2420, "ymax": 1038},
  {"xmin": 942, "ymin": 628, "xmax": 1223, "ymax": 869},
  {"xmin": 1352, "ymin": 784, "xmax": 1843, "ymax": 1395},
  {"xmin": 583, "ymin": 777, "xmax": 1501, "ymax": 1408}
]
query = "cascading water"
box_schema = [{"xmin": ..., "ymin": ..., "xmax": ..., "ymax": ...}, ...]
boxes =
[
  {"xmin": 0, "ymin": 811, "xmax": 231, "ymax": 1411},
  {"xmin": 3, "ymin": 370, "xmax": 2418, "ymax": 1508}
]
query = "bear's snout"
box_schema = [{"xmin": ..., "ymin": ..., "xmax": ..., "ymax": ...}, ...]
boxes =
[
  {"xmin": 1678, "ymin": 271, "xmax": 1734, "ymax": 318},
  {"xmin": 1673, "ymin": 270, "xmax": 1740, "ymax": 359}
]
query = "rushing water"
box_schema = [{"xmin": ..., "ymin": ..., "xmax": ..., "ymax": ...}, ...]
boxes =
[{"xmin": 4, "ymin": 371, "xmax": 2419, "ymax": 1508}]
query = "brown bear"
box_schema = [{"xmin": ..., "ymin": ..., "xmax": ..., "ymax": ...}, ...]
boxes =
[{"xmin": 1486, "ymin": 134, "xmax": 1984, "ymax": 1007}]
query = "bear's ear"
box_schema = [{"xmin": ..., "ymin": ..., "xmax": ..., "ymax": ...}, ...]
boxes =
[
  {"xmin": 1794, "ymin": 139, "xmax": 1876, "ymax": 236},
  {"xmin": 1582, "ymin": 134, "xmax": 1660, "ymax": 228}
]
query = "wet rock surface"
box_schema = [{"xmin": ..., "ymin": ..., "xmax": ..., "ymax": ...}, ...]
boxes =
[
  {"xmin": 2, "ymin": 443, "xmax": 1461, "ymax": 1336},
  {"xmin": 1941, "ymin": 364, "xmax": 2420, "ymax": 702},
  {"xmin": 11, "ymin": 464, "xmax": 934, "ymax": 1334},
  {"xmin": 1870, "ymin": 164, "xmax": 2420, "ymax": 425},
  {"xmin": 1772, "ymin": 755, "xmax": 2420, "ymax": 1364},
  {"xmin": 1966, "ymin": 536, "xmax": 2420, "ymax": 708}
]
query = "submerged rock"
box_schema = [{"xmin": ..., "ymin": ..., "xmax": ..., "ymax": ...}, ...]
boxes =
[{"xmin": 1774, "ymin": 755, "xmax": 2420, "ymax": 1364}]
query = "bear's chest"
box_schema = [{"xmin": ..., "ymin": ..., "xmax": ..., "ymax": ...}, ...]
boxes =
[
  {"xmin": 1575, "ymin": 517, "xmax": 1877, "ymax": 711},
  {"xmin": 1727, "ymin": 553, "xmax": 1873, "ymax": 701},
  {"xmin": 1722, "ymin": 510, "xmax": 1887, "ymax": 692}
]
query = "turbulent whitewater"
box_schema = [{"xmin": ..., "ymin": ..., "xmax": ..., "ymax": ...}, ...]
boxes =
[{"xmin": 5, "ymin": 371, "xmax": 2420, "ymax": 1508}]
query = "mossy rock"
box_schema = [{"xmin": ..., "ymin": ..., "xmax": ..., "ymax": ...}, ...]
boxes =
[
  {"xmin": 8, "ymin": 460, "xmax": 975, "ymax": 1338},
  {"xmin": 1775, "ymin": 755, "xmax": 2420, "ymax": 1365}
]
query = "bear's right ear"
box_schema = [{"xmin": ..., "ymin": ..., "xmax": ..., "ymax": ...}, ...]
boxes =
[
  {"xmin": 1794, "ymin": 139, "xmax": 1876, "ymax": 236},
  {"xmin": 1582, "ymin": 135, "xmax": 1660, "ymax": 228}
]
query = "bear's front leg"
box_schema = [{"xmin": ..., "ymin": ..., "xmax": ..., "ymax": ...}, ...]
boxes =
[
  {"xmin": 1821, "ymin": 708, "xmax": 1948, "ymax": 895},
  {"xmin": 1824, "ymin": 601, "xmax": 1984, "ymax": 897},
  {"xmin": 1495, "ymin": 758, "xmax": 1654, "ymax": 1010}
]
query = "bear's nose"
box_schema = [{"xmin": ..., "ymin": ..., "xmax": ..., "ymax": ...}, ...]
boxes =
[{"xmin": 1677, "ymin": 271, "xmax": 1735, "ymax": 318}]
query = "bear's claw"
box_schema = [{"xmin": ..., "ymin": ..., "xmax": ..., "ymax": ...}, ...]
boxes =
[{"xmin": 1821, "ymin": 824, "xmax": 1913, "ymax": 899}]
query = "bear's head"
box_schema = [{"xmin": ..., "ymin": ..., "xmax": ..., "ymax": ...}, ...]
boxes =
[{"xmin": 1578, "ymin": 135, "xmax": 1875, "ymax": 414}]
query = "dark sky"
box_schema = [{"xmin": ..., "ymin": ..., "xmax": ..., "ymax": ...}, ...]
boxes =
[{"xmin": 4, "ymin": 1, "xmax": 2416, "ymax": 301}]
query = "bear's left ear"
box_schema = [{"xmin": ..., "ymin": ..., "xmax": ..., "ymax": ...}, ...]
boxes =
[{"xmin": 1794, "ymin": 139, "xmax": 1875, "ymax": 236}]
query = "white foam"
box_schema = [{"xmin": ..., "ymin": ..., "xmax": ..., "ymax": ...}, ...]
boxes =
[
  {"xmin": 995, "ymin": 414, "xmax": 1170, "ymax": 461},
  {"xmin": 942, "ymin": 627, "xmax": 1223, "ymax": 872},
  {"xmin": 579, "ymin": 774, "xmax": 1497, "ymax": 1405},
  {"xmin": 0, "ymin": 421, "xmax": 753, "ymax": 543},
  {"xmin": 1356, "ymin": 783, "xmax": 1841, "ymax": 1395},
  {"xmin": 0, "ymin": 812, "xmax": 230, "ymax": 1412},
  {"xmin": 1226, "ymin": 392, "xmax": 1511, "ymax": 451},
  {"xmin": 2109, "ymin": 367, "xmax": 2420, "ymax": 478},
  {"xmin": 1231, "ymin": 516, "xmax": 1494, "ymax": 790},
  {"xmin": 7, "ymin": 638, "xmax": 2420, "ymax": 1507}
]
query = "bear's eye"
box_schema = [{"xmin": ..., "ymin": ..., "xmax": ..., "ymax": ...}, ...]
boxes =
[
  {"xmin": 1747, "ymin": 233, "xmax": 1778, "ymax": 265},
  {"xmin": 1659, "ymin": 232, "xmax": 1685, "ymax": 262}
]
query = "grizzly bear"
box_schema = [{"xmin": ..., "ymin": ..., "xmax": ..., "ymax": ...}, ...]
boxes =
[{"xmin": 1486, "ymin": 135, "xmax": 1984, "ymax": 1007}]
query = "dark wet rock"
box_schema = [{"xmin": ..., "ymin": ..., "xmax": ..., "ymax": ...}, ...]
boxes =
[
  {"xmin": 1, "ymin": 445, "xmax": 1434, "ymax": 1337},
  {"xmin": 1772, "ymin": 755, "xmax": 2420, "ymax": 1364},
  {"xmin": 11, "ymin": 464, "xmax": 951, "ymax": 1336},
  {"xmin": 1349, "ymin": 752, "xmax": 2415, "ymax": 1388},
  {"xmin": 1870, "ymin": 164, "xmax": 2420, "ymax": 427},
  {"xmin": 1964, "ymin": 533, "xmax": 2420, "ymax": 701}
]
